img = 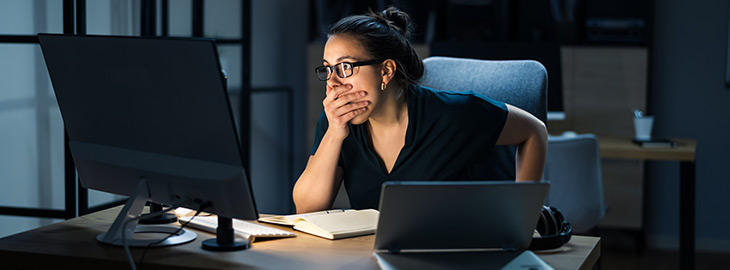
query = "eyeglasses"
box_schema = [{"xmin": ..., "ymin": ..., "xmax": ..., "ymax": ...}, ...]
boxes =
[{"xmin": 315, "ymin": 59, "xmax": 383, "ymax": 81}]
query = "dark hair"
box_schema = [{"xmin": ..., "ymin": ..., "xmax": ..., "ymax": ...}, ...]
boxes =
[{"xmin": 328, "ymin": 7, "xmax": 424, "ymax": 88}]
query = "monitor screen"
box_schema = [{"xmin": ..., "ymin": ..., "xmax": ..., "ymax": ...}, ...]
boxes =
[{"xmin": 38, "ymin": 34, "xmax": 258, "ymax": 249}]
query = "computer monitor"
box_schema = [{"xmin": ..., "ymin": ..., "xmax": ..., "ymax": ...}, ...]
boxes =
[{"xmin": 38, "ymin": 34, "xmax": 258, "ymax": 251}]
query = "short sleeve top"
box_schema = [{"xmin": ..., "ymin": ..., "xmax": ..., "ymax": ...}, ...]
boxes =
[{"xmin": 308, "ymin": 85, "xmax": 508, "ymax": 209}]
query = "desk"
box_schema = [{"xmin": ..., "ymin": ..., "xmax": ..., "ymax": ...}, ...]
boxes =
[
  {"xmin": 598, "ymin": 137, "xmax": 697, "ymax": 270},
  {"xmin": 0, "ymin": 206, "xmax": 600, "ymax": 269}
]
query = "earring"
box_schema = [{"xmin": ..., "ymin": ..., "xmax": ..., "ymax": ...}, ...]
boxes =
[{"xmin": 381, "ymin": 82, "xmax": 387, "ymax": 91}]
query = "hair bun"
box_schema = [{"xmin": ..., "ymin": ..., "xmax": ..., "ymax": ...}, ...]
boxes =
[
  {"xmin": 378, "ymin": 7, "xmax": 413, "ymax": 39},
  {"xmin": 330, "ymin": 7, "xmax": 424, "ymax": 86}
]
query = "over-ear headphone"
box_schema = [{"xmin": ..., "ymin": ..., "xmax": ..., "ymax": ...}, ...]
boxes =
[{"xmin": 529, "ymin": 205, "xmax": 572, "ymax": 250}]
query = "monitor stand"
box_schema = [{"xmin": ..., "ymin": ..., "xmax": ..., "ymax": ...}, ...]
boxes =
[
  {"xmin": 139, "ymin": 202, "xmax": 178, "ymax": 224},
  {"xmin": 96, "ymin": 178, "xmax": 196, "ymax": 247},
  {"xmin": 199, "ymin": 68, "xmax": 248, "ymax": 252},
  {"xmin": 201, "ymin": 216, "xmax": 250, "ymax": 251}
]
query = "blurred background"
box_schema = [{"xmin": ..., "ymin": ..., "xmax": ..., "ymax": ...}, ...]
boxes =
[{"xmin": 0, "ymin": 0, "xmax": 728, "ymax": 269}]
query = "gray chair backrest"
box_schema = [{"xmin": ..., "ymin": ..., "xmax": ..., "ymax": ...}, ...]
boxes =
[
  {"xmin": 418, "ymin": 56, "xmax": 548, "ymax": 180},
  {"xmin": 542, "ymin": 133, "xmax": 606, "ymax": 233}
]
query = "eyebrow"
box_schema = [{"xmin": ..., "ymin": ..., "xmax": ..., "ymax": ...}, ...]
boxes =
[{"xmin": 323, "ymin": 56, "xmax": 358, "ymax": 64}]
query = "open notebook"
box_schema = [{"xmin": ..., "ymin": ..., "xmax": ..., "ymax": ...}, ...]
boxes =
[{"xmin": 259, "ymin": 209, "xmax": 379, "ymax": 240}]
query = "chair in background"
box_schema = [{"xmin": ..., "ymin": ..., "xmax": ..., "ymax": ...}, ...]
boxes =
[
  {"xmin": 419, "ymin": 56, "xmax": 548, "ymax": 180},
  {"xmin": 542, "ymin": 132, "xmax": 606, "ymax": 234}
]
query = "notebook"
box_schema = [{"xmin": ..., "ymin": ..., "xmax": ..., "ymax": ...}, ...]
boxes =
[
  {"xmin": 373, "ymin": 181, "xmax": 552, "ymax": 269},
  {"xmin": 259, "ymin": 209, "xmax": 379, "ymax": 240}
]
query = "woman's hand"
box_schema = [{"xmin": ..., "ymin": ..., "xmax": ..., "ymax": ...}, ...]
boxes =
[{"xmin": 323, "ymin": 84, "xmax": 370, "ymax": 140}]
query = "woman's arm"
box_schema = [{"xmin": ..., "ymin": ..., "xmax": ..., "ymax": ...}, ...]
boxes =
[
  {"xmin": 495, "ymin": 104, "xmax": 548, "ymax": 182},
  {"xmin": 293, "ymin": 133, "xmax": 346, "ymax": 213},
  {"xmin": 293, "ymin": 85, "xmax": 369, "ymax": 213}
]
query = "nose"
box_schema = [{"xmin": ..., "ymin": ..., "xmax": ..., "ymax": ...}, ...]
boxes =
[{"xmin": 326, "ymin": 74, "xmax": 345, "ymax": 88}]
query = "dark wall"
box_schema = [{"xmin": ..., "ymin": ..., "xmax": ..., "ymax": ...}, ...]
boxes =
[
  {"xmin": 648, "ymin": 0, "xmax": 730, "ymax": 251},
  {"xmin": 251, "ymin": 0, "xmax": 308, "ymax": 214}
]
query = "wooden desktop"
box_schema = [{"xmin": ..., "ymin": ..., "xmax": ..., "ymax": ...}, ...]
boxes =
[{"xmin": 0, "ymin": 206, "xmax": 600, "ymax": 269}]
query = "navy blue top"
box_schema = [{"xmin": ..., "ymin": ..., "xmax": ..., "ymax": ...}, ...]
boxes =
[{"xmin": 309, "ymin": 85, "xmax": 509, "ymax": 210}]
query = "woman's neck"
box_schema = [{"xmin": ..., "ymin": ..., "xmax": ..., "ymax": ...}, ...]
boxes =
[{"xmin": 369, "ymin": 83, "xmax": 408, "ymax": 128}]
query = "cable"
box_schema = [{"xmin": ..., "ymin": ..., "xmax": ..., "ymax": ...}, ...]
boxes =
[
  {"xmin": 137, "ymin": 202, "xmax": 210, "ymax": 269},
  {"xmin": 121, "ymin": 202, "xmax": 183, "ymax": 270}
]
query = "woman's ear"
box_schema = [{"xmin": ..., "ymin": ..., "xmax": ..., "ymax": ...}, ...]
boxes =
[{"xmin": 381, "ymin": 59, "xmax": 397, "ymax": 85}]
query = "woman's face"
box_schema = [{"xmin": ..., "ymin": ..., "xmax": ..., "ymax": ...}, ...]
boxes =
[{"xmin": 322, "ymin": 34, "xmax": 383, "ymax": 124}]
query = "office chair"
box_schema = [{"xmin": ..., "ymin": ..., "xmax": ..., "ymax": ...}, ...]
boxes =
[
  {"xmin": 542, "ymin": 132, "xmax": 606, "ymax": 234},
  {"xmin": 419, "ymin": 56, "xmax": 548, "ymax": 180}
]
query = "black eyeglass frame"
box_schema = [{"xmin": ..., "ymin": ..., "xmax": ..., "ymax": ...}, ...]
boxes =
[{"xmin": 315, "ymin": 59, "xmax": 384, "ymax": 81}]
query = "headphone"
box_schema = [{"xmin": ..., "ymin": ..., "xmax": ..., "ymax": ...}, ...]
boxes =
[{"xmin": 529, "ymin": 205, "xmax": 572, "ymax": 250}]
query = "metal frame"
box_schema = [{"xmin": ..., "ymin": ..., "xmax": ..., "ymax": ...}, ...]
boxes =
[
  {"xmin": 0, "ymin": 0, "xmax": 252, "ymax": 221},
  {"xmin": 726, "ymin": 1, "xmax": 730, "ymax": 88},
  {"xmin": 0, "ymin": 0, "xmax": 84, "ymax": 220}
]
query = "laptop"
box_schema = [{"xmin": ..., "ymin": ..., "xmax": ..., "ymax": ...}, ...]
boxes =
[{"xmin": 373, "ymin": 181, "xmax": 553, "ymax": 270}]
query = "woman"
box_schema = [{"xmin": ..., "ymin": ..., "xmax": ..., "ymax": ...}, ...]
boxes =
[{"xmin": 293, "ymin": 7, "xmax": 547, "ymax": 213}]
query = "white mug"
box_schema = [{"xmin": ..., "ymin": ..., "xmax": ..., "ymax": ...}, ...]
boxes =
[{"xmin": 633, "ymin": 116, "xmax": 654, "ymax": 140}]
